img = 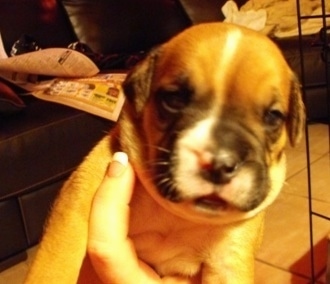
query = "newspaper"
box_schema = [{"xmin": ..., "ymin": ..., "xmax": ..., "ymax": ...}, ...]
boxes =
[
  {"xmin": 0, "ymin": 33, "xmax": 126, "ymax": 121},
  {"xmin": 33, "ymin": 73, "xmax": 126, "ymax": 121},
  {"xmin": 0, "ymin": 48, "xmax": 100, "ymax": 77}
]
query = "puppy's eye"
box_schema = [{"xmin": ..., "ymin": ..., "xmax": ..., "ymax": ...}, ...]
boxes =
[
  {"xmin": 160, "ymin": 90, "xmax": 191, "ymax": 114},
  {"xmin": 264, "ymin": 109, "xmax": 285, "ymax": 127}
]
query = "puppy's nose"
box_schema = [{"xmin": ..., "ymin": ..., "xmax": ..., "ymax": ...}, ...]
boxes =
[{"xmin": 200, "ymin": 151, "xmax": 240, "ymax": 184}]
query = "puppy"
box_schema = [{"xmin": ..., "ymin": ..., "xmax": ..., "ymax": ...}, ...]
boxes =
[{"xmin": 25, "ymin": 22, "xmax": 305, "ymax": 283}]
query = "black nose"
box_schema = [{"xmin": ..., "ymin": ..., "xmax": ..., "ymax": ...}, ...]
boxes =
[{"xmin": 200, "ymin": 152, "xmax": 240, "ymax": 184}]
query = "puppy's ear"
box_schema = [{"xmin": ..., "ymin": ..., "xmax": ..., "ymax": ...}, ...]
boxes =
[
  {"xmin": 122, "ymin": 47, "xmax": 161, "ymax": 116},
  {"xmin": 287, "ymin": 75, "xmax": 306, "ymax": 147}
]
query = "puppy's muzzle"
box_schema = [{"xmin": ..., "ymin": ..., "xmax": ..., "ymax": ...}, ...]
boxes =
[
  {"xmin": 152, "ymin": 118, "xmax": 269, "ymax": 214},
  {"xmin": 198, "ymin": 121, "xmax": 253, "ymax": 186}
]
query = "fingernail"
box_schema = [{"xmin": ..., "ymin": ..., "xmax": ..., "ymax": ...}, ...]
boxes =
[{"xmin": 107, "ymin": 152, "xmax": 128, "ymax": 177}]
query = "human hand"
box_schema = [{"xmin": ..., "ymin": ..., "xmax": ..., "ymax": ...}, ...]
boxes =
[{"xmin": 87, "ymin": 152, "xmax": 200, "ymax": 284}]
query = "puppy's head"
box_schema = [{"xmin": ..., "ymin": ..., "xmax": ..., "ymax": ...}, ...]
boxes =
[{"xmin": 120, "ymin": 23, "xmax": 305, "ymax": 224}]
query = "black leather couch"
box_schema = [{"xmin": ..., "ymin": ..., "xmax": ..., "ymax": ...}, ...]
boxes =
[{"xmin": 0, "ymin": 0, "xmax": 328, "ymax": 272}]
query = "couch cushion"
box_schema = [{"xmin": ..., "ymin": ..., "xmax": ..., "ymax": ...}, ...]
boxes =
[
  {"xmin": 0, "ymin": 198, "xmax": 27, "ymax": 262},
  {"xmin": 0, "ymin": 81, "xmax": 26, "ymax": 116},
  {"xmin": 0, "ymin": 96, "xmax": 110, "ymax": 200},
  {"xmin": 19, "ymin": 179, "xmax": 65, "ymax": 246},
  {"xmin": 61, "ymin": 0, "xmax": 192, "ymax": 54}
]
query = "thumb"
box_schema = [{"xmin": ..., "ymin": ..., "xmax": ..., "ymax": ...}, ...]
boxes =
[
  {"xmin": 88, "ymin": 152, "xmax": 138, "ymax": 283},
  {"xmin": 88, "ymin": 152, "xmax": 135, "ymax": 246}
]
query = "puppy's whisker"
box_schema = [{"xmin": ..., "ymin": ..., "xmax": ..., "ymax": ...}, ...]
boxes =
[
  {"xmin": 156, "ymin": 177, "xmax": 172, "ymax": 186},
  {"xmin": 145, "ymin": 144, "xmax": 171, "ymax": 153},
  {"xmin": 153, "ymin": 172, "xmax": 171, "ymax": 181},
  {"xmin": 145, "ymin": 160, "xmax": 170, "ymax": 166},
  {"xmin": 144, "ymin": 156, "xmax": 171, "ymax": 168},
  {"xmin": 155, "ymin": 177, "xmax": 179, "ymax": 200}
]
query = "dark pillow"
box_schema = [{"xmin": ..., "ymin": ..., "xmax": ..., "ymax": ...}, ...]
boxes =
[{"xmin": 0, "ymin": 81, "xmax": 26, "ymax": 115}]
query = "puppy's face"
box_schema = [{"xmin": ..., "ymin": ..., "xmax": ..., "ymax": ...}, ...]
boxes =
[{"xmin": 120, "ymin": 23, "xmax": 305, "ymax": 224}]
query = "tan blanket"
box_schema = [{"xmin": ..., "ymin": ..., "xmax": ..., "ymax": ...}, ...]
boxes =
[{"xmin": 225, "ymin": 0, "xmax": 330, "ymax": 37}]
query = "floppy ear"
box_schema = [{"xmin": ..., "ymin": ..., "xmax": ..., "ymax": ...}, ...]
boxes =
[
  {"xmin": 287, "ymin": 75, "xmax": 306, "ymax": 147},
  {"xmin": 122, "ymin": 47, "xmax": 161, "ymax": 117}
]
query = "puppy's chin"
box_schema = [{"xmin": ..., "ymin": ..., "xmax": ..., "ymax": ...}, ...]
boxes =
[{"xmin": 135, "ymin": 151, "xmax": 286, "ymax": 225}]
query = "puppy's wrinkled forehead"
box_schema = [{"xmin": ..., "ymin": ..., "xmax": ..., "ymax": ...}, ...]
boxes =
[{"xmin": 152, "ymin": 23, "xmax": 292, "ymax": 111}]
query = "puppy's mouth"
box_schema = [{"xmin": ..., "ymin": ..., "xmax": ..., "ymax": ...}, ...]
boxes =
[{"xmin": 195, "ymin": 194, "xmax": 229, "ymax": 211}]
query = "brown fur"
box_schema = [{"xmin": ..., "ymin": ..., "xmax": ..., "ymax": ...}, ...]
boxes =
[{"xmin": 25, "ymin": 23, "xmax": 305, "ymax": 283}]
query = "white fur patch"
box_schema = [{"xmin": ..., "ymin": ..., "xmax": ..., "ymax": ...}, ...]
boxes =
[
  {"xmin": 221, "ymin": 29, "xmax": 242, "ymax": 71},
  {"xmin": 214, "ymin": 28, "xmax": 242, "ymax": 91},
  {"xmin": 175, "ymin": 117, "xmax": 217, "ymax": 196}
]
